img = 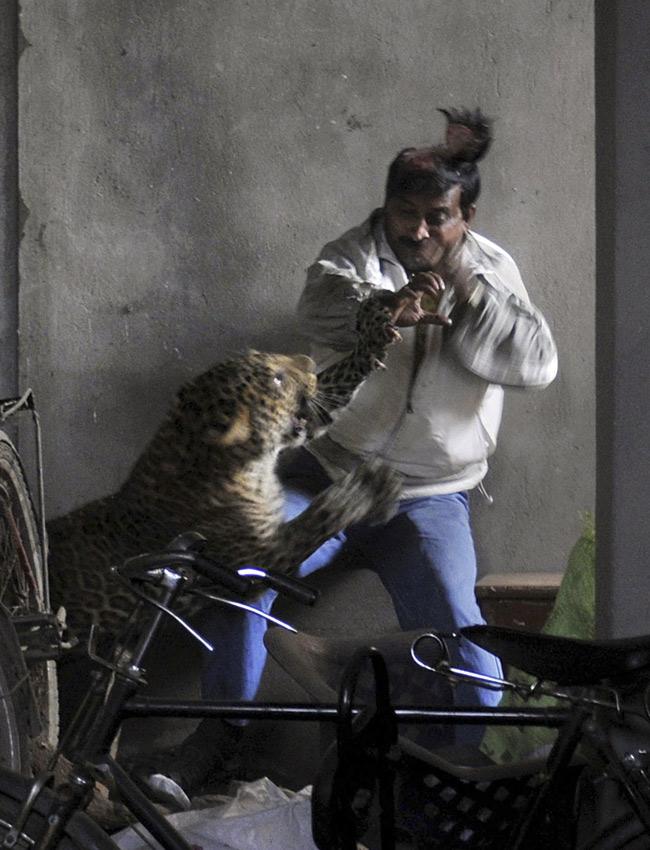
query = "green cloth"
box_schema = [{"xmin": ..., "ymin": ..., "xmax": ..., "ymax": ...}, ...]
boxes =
[{"xmin": 479, "ymin": 514, "xmax": 595, "ymax": 764}]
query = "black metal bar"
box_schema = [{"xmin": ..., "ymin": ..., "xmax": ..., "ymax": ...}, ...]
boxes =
[
  {"xmin": 509, "ymin": 707, "xmax": 589, "ymax": 849},
  {"xmin": 336, "ymin": 648, "xmax": 398, "ymax": 850},
  {"xmin": 121, "ymin": 697, "xmax": 569, "ymax": 726},
  {"xmin": 101, "ymin": 756, "xmax": 194, "ymax": 850},
  {"xmin": 72, "ymin": 577, "xmax": 183, "ymax": 760},
  {"xmin": 583, "ymin": 722, "xmax": 650, "ymax": 835},
  {"xmin": 62, "ymin": 669, "xmax": 111, "ymax": 758},
  {"xmin": 338, "ymin": 647, "xmax": 391, "ymax": 749},
  {"xmin": 33, "ymin": 765, "xmax": 96, "ymax": 849}
]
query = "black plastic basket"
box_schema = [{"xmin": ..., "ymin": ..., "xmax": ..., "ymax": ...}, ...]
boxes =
[
  {"xmin": 396, "ymin": 746, "xmax": 583, "ymax": 849},
  {"xmin": 395, "ymin": 750, "xmax": 543, "ymax": 849}
]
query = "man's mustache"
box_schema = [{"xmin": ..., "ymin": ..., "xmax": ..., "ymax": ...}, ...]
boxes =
[{"xmin": 399, "ymin": 237, "xmax": 434, "ymax": 249}]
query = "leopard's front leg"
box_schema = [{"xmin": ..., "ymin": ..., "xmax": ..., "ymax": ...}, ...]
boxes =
[
  {"xmin": 313, "ymin": 296, "xmax": 398, "ymax": 417},
  {"xmin": 258, "ymin": 457, "xmax": 402, "ymax": 574}
]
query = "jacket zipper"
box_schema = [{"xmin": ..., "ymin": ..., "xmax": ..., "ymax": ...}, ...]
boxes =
[
  {"xmin": 372, "ymin": 327, "xmax": 425, "ymax": 459},
  {"xmin": 405, "ymin": 324, "xmax": 428, "ymax": 413}
]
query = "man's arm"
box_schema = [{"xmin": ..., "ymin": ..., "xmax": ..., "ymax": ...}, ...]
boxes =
[
  {"xmin": 432, "ymin": 241, "xmax": 558, "ymax": 388},
  {"xmin": 447, "ymin": 279, "xmax": 558, "ymax": 388},
  {"xmin": 296, "ymin": 261, "xmax": 378, "ymax": 358}
]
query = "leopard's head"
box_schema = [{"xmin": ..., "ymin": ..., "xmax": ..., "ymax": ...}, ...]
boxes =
[{"xmin": 170, "ymin": 351, "xmax": 319, "ymax": 465}]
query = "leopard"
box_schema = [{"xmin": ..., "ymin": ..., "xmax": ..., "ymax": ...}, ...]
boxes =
[{"xmin": 47, "ymin": 296, "xmax": 403, "ymax": 640}]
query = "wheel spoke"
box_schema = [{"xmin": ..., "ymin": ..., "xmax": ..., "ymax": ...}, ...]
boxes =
[{"xmin": 0, "ymin": 436, "xmax": 58, "ymax": 771}]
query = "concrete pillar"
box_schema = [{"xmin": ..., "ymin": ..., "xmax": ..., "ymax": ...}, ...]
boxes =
[
  {"xmin": 595, "ymin": 0, "xmax": 650, "ymax": 637},
  {"xmin": 0, "ymin": 0, "xmax": 18, "ymax": 398}
]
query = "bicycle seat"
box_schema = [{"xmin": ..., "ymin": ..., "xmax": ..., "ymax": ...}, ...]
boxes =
[{"xmin": 463, "ymin": 625, "xmax": 650, "ymax": 686}]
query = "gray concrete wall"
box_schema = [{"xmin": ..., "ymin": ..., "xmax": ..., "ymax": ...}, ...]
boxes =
[
  {"xmin": 18, "ymin": 0, "xmax": 595, "ymax": 577},
  {"xmin": 1, "ymin": 0, "xmax": 18, "ymax": 399}
]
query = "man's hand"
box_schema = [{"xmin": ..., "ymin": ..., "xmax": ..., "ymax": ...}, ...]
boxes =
[
  {"xmin": 377, "ymin": 273, "xmax": 452, "ymax": 328},
  {"xmin": 372, "ymin": 236, "xmax": 481, "ymax": 330}
]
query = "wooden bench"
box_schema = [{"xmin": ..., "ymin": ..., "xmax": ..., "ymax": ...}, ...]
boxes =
[{"xmin": 476, "ymin": 572, "xmax": 563, "ymax": 631}]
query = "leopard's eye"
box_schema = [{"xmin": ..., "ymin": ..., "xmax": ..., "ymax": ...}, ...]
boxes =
[{"xmin": 273, "ymin": 371, "xmax": 285, "ymax": 386}]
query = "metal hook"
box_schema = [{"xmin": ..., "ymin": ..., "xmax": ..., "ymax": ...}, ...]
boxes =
[{"xmin": 410, "ymin": 632, "xmax": 450, "ymax": 673}]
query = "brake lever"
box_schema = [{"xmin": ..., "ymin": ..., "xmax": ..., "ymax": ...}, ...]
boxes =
[
  {"xmin": 189, "ymin": 588, "xmax": 297, "ymax": 633},
  {"xmin": 110, "ymin": 567, "xmax": 214, "ymax": 651}
]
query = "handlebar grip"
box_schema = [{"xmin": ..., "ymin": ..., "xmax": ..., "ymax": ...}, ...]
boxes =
[
  {"xmin": 238, "ymin": 567, "xmax": 319, "ymax": 606},
  {"xmin": 188, "ymin": 554, "xmax": 252, "ymax": 596}
]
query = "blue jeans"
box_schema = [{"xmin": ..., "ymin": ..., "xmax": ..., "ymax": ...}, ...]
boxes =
[{"xmin": 199, "ymin": 449, "xmax": 502, "ymax": 741}]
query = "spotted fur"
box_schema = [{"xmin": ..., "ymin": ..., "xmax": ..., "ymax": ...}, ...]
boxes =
[{"xmin": 47, "ymin": 297, "xmax": 401, "ymax": 636}]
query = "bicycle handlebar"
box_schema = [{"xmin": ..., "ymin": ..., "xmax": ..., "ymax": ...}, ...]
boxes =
[
  {"xmin": 119, "ymin": 545, "xmax": 319, "ymax": 606},
  {"xmin": 238, "ymin": 567, "xmax": 319, "ymax": 606},
  {"xmin": 119, "ymin": 550, "xmax": 252, "ymax": 596}
]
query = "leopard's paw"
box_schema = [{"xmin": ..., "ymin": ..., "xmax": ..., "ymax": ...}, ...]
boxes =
[{"xmin": 347, "ymin": 457, "xmax": 403, "ymax": 525}]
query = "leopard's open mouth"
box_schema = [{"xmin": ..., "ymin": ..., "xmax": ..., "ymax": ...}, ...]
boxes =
[
  {"xmin": 306, "ymin": 408, "xmax": 332, "ymax": 440},
  {"xmin": 290, "ymin": 392, "xmax": 331, "ymax": 442},
  {"xmin": 291, "ymin": 414, "xmax": 309, "ymax": 439}
]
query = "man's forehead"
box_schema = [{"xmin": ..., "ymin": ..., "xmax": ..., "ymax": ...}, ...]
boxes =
[{"xmin": 392, "ymin": 185, "xmax": 461, "ymax": 208}]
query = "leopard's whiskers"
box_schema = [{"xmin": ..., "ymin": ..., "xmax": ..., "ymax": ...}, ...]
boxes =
[{"xmin": 305, "ymin": 396, "xmax": 332, "ymax": 425}]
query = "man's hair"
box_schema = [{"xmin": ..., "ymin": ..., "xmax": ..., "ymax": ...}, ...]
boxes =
[{"xmin": 385, "ymin": 108, "xmax": 493, "ymax": 219}]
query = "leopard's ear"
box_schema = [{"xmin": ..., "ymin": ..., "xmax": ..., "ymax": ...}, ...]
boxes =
[{"xmin": 203, "ymin": 405, "xmax": 251, "ymax": 447}]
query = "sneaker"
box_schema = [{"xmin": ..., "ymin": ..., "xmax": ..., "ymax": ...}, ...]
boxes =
[
  {"xmin": 140, "ymin": 772, "xmax": 193, "ymax": 812},
  {"xmin": 134, "ymin": 719, "xmax": 244, "ymax": 809}
]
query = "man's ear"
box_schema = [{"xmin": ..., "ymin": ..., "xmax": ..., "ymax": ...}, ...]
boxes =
[
  {"xmin": 203, "ymin": 406, "xmax": 251, "ymax": 446},
  {"xmin": 463, "ymin": 204, "xmax": 477, "ymax": 226}
]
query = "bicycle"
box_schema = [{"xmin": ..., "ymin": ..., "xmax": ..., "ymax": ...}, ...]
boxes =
[
  {"xmin": 1, "ymin": 512, "xmax": 648, "ymax": 849},
  {"xmin": 0, "ymin": 392, "xmax": 60, "ymax": 776},
  {"xmin": 273, "ymin": 623, "xmax": 650, "ymax": 848},
  {"xmin": 0, "ymin": 527, "xmax": 565, "ymax": 850}
]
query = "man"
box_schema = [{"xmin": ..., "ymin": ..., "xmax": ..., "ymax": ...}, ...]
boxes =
[
  {"xmin": 143, "ymin": 109, "xmax": 557, "ymax": 804},
  {"xmin": 282, "ymin": 108, "xmax": 557, "ymax": 709}
]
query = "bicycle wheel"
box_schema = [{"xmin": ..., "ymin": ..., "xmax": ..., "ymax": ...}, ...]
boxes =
[
  {"xmin": 0, "ymin": 765, "xmax": 118, "ymax": 849},
  {"xmin": 0, "ymin": 433, "xmax": 58, "ymax": 772}
]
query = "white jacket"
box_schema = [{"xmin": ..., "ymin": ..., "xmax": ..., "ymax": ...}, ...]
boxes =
[{"xmin": 296, "ymin": 211, "xmax": 558, "ymax": 497}]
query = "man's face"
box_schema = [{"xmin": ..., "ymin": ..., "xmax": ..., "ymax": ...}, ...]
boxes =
[{"xmin": 383, "ymin": 185, "xmax": 472, "ymax": 273}]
